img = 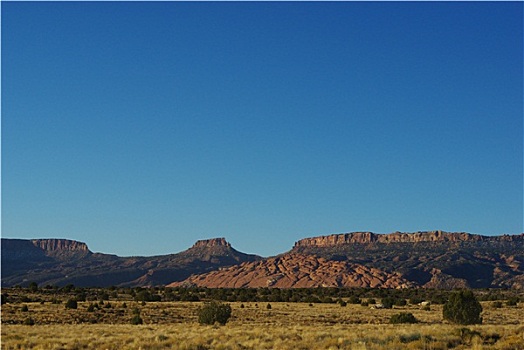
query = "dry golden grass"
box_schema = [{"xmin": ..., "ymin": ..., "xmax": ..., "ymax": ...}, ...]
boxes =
[{"xmin": 2, "ymin": 301, "xmax": 523, "ymax": 349}]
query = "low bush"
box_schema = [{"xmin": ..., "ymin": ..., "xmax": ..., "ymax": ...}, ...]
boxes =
[
  {"xmin": 65, "ymin": 299, "xmax": 78, "ymax": 309},
  {"xmin": 130, "ymin": 314, "xmax": 143, "ymax": 325},
  {"xmin": 389, "ymin": 312, "xmax": 418, "ymax": 324},
  {"xmin": 23, "ymin": 317, "xmax": 35, "ymax": 326},
  {"xmin": 492, "ymin": 301, "xmax": 503, "ymax": 308},
  {"xmin": 348, "ymin": 295, "xmax": 361, "ymax": 304},
  {"xmin": 197, "ymin": 301, "xmax": 232, "ymax": 325}
]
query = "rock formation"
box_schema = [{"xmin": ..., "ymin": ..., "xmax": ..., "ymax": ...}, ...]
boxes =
[
  {"xmin": 293, "ymin": 231, "xmax": 521, "ymax": 247},
  {"xmin": 2, "ymin": 231, "xmax": 523, "ymax": 289},
  {"xmin": 169, "ymin": 254, "xmax": 414, "ymax": 289},
  {"xmin": 191, "ymin": 238, "xmax": 231, "ymax": 248}
]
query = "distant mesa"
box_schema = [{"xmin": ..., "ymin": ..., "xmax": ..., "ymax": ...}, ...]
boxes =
[
  {"xmin": 293, "ymin": 230, "xmax": 520, "ymax": 247},
  {"xmin": 191, "ymin": 237, "xmax": 231, "ymax": 248},
  {"xmin": 2, "ymin": 230, "xmax": 523, "ymax": 289},
  {"xmin": 31, "ymin": 238, "xmax": 91, "ymax": 254}
]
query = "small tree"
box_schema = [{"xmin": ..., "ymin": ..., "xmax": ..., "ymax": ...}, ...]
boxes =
[
  {"xmin": 443, "ymin": 290, "xmax": 482, "ymax": 325},
  {"xmin": 197, "ymin": 301, "xmax": 232, "ymax": 325}
]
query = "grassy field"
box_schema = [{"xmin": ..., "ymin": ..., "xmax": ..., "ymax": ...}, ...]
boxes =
[{"xmin": 2, "ymin": 299, "xmax": 523, "ymax": 349}]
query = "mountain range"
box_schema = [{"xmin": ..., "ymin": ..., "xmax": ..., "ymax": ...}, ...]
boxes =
[{"xmin": 2, "ymin": 231, "xmax": 523, "ymax": 289}]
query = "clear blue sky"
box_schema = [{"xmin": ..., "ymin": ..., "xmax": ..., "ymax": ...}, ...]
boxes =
[{"xmin": 2, "ymin": 2, "xmax": 522, "ymax": 257}]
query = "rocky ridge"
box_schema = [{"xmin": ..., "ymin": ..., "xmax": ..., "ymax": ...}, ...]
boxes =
[
  {"xmin": 293, "ymin": 230, "xmax": 520, "ymax": 247},
  {"xmin": 169, "ymin": 253, "xmax": 414, "ymax": 289}
]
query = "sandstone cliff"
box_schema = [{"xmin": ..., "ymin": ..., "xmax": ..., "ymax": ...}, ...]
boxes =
[
  {"xmin": 31, "ymin": 239, "xmax": 91, "ymax": 259},
  {"xmin": 292, "ymin": 231, "xmax": 524, "ymax": 289},
  {"xmin": 191, "ymin": 238, "xmax": 231, "ymax": 248},
  {"xmin": 293, "ymin": 230, "xmax": 521, "ymax": 247}
]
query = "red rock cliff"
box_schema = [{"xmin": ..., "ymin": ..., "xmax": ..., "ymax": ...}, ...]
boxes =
[
  {"xmin": 293, "ymin": 231, "xmax": 500, "ymax": 247},
  {"xmin": 32, "ymin": 239, "xmax": 91, "ymax": 252},
  {"xmin": 31, "ymin": 239, "xmax": 91, "ymax": 259},
  {"xmin": 192, "ymin": 238, "xmax": 231, "ymax": 248}
]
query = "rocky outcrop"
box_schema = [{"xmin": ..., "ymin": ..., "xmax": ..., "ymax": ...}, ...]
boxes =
[
  {"xmin": 293, "ymin": 231, "xmax": 522, "ymax": 247},
  {"xmin": 423, "ymin": 269, "xmax": 470, "ymax": 289},
  {"xmin": 169, "ymin": 254, "xmax": 415, "ymax": 289},
  {"xmin": 191, "ymin": 238, "xmax": 231, "ymax": 248},
  {"xmin": 31, "ymin": 239, "xmax": 91, "ymax": 259}
]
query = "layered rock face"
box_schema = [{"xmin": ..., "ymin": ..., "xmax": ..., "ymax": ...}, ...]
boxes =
[
  {"xmin": 31, "ymin": 239, "xmax": 92, "ymax": 260},
  {"xmin": 169, "ymin": 254, "xmax": 414, "ymax": 289},
  {"xmin": 293, "ymin": 231, "xmax": 519, "ymax": 247},
  {"xmin": 292, "ymin": 231, "xmax": 524, "ymax": 289},
  {"xmin": 191, "ymin": 238, "xmax": 231, "ymax": 248},
  {"xmin": 32, "ymin": 239, "xmax": 90, "ymax": 253}
]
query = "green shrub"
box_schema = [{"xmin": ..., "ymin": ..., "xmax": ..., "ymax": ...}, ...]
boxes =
[
  {"xmin": 28, "ymin": 282, "xmax": 38, "ymax": 292},
  {"xmin": 348, "ymin": 295, "xmax": 361, "ymax": 304},
  {"xmin": 389, "ymin": 312, "xmax": 418, "ymax": 324},
  {"xmin": 395, "ymin": 298, "xmax": 407, "ymax": 307},
  {"xmin": 21, "ymin": 305, "xmax": 29, "ymax": 312},
  {"xmin": 381, "ymin": 297, "xmax": 395, "ymax": 309},
  {"xmin": 443, "ymin": 290, "xmax": 482, "ymax": 325},
  {"xmin": 23, "ymin": 317, "xmax": 35, "ymax": 326},
  {"xmin": 197, "ymin": 301, "xmax": 232, "ymax": 325},
  {"xmin": 492, "ymin": 301, "xmax": 503, "ymax": 308},
  {"xmin": 130, "ymin": 314, "xmax": 143, "ymax": 325},
  {"xmin": 65, "ymin": 299, "xmax": 78, "ymax": 309},
  {"xmin": 266, "ymin": 303, "xmax": 272, "ymax": 310},
  {"xmin": 506, "ymin": 297, "xmax": 519, "ymax": 306}
]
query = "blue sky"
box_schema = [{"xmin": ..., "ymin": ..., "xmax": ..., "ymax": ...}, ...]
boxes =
[{"xmin": 2, "ymin": 2, "xmax": 522, "ymax": 257}]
